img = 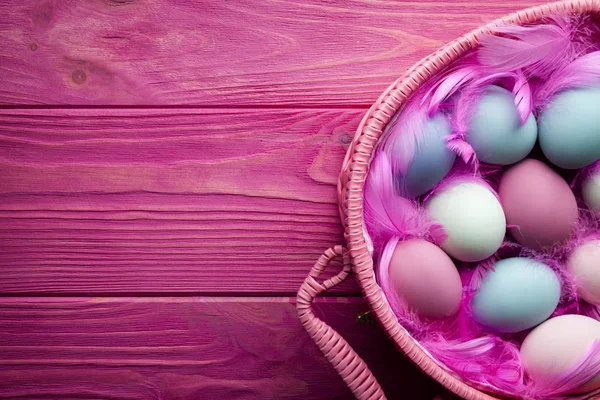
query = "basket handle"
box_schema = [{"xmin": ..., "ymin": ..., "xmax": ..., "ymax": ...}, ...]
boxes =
[{"xmin": 296, "ymin": 245, "xmax": 386, "ymax": 400}]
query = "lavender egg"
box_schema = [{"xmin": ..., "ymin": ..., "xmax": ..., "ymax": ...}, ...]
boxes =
[
  {"xmin": 468, "ymin": 85, "xmax": 538, "ymax": 165},
  {"xmin": 539, "ymin": 87, "xmax": 600, "ymax": 169},
  {"xmin": 397, "ymin": 114, "xmax": 456, "ymax": 197},
  {"xmin": 499, "ymin": 159, "xmax": 578, "ymax": 250},
  {"xmin": 388, "ymin": 239, "xmax": 462, "ymax": 319}
]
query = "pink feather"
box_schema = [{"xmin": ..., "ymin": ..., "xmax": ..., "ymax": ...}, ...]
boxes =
[
  {"xmin": 379, "ymin": 94, "xmax": 429, "ymax": 176},
  {"xmin": 363, "ymin": 152, "xmax": 445, "ymax": 249},
  {"xmin": 512, "ymin": 70, "xmax": 533, "ymax": 124},
  {"xmin": 424, "ymin": 336, "xmax": 526, "ymax": 395},
  {"xmin": 592, "ymin": 305, "xmax": 600, "ymax": 320},
  {"xmin": 424, "ymin": 65, "xmax": 481, "ymax": 117},
  {"xmin": 445, "ymin": 84, "xmax": 481, "ymax": 168},
  {"xmin": 428, "ymin": 223, "xmax": 448, "ymax": 247},
  {"xmin": 472, "ymin": 71, "xmax": 533, "ymax": 124},
  {"xmin": 445, "ymin": 135, "xmax": 478, "ymax": 167},
  {"xmin": 529, "ymin": 340, "xmax": 600, "ymax": 399},
  {"xmin": 468, "ymin": 263, "xmax": 495, "ymax": 292},
  {"xmin": 363, "ymin": 153, "xmax": 413, "ymax": 246},
  {"xmin": 479, "ymin": 19, "xmax": 574, "ymax": 77},
  {"xmin": 535, "ymin": 51, "xmax": 600, "ymax": 110}
]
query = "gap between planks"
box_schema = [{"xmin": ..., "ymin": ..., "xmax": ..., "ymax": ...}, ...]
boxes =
[
  {"xmin": 0, "ymin": 105, "xmax": 370, "ymax": 110},
  {"xmin": 0, "ymin": 292, "xmax": 363, "ymax": 298}
]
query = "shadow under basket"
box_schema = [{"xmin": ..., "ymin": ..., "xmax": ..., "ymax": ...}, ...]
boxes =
[{"xmin": 296, "ymin": 1, "xmax": 600, "ymax": 399}]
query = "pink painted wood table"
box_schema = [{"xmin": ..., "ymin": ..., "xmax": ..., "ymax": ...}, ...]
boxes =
[{"xmin": 0, "ymin": 1, "xmax": 544, "ymax": 399}]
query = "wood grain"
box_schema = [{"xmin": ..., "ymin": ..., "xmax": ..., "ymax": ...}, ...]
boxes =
[
  {"xmin": 0, "ymin": 1, "xmax": 549, "ymax": 398},
  {"xmin": 0, "ymin": 297, "xmax": 445, "ymax": 400},
  {"xmin": 0, "ymin": 0, "xmax": 543, "ymax": 106},
  {"xmin": 0, "ymin": 108, "xmax": 360, "ymax": 295}
]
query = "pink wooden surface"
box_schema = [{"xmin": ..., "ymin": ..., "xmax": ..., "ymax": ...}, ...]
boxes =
[
  {"xmin": 0, "ymin": 297, "xmax": 446, "ymax": 399},
  {"xmin": 0, "ymin": 0, "xmax": 543, "ymax": 398},
  {"xmin": 0, "ymin": 0, "xmax": 543, "ymax": 106},
  {"xmin": 0, "ymin": 108, "xmax": 356, "ymax": 294}
]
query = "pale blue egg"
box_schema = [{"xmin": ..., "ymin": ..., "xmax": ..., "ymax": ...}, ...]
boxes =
[
  {"xmin": 468, "ymin": 85, "xmax": 538, "ymax": 165},
  {"xmin": 398, "ymin": 114, "xmax": 456, "ymax": 197},
  {"xmin": 539, "ymin": 87, "xmax": 600, "ymax": 169},
  {"xmin": 472, "ymin": 257, "xmax": 560, "ymax": 333}
]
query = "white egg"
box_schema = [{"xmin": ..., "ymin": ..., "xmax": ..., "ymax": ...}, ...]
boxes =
[
  {"xmin": 425, "ymin": 181, "xmax": 506, "ymax": 262},
  {"xmin": 582, "ymin": 171, "xmax": 600, "ymax": 214},
  {"xmin": 567, "ymin": 239, "xmax": 600, "ymax": 304},
  {"xmin": 521, "ymin": 315, "xmax": 600, "ymax": 394}
]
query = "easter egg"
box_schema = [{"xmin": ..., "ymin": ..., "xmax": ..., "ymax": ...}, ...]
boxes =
[
  {"xmin": 567, "ymin": 239, "xmax": 600, "ymax": 304},
  {"xmin": 582, "ymin": 169, "xmax": 600, "ymax": 214},
  {"xmin": 521, "ymin": 315, "xmax": 600, "ymax": 393},
  {"xmin": 426, "ymin": 180, "xmax": 506, "ymax": 262},
  {"xmin": 499, "ymin": 159, "xmax": 578, "ymax": 250},
  {"xmin": 539, "ymin": 87, "xmax": 600, "ymax": 169},
  {"xmin": 468, "ymin": 85, "xmax": 538, "ymax": 165},
  {"xmin": 398, "ymin": 114, "xmax": 456, "ymax": 197},
  {"xmin": 472, "ymin": 257, "xmax": 560, "ymax": 333},
  {"xmin": 388, "ymin": 239, "xmax": 462, "ymax": 319}
]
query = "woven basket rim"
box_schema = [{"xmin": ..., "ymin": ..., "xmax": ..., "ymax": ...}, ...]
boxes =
[{"xmin": 337, "ymin": 1, "xmax": 600, "ymax": 399}]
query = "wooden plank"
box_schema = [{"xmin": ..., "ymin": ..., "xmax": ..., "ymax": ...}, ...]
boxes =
[
  {"xmin": 0, "ymin": 108, "xmax": 361, "ymax": 295},
  {"xmin": 0, "ymin": 0, "xmax": 543, "ymax": 106},
  {"xmin": 0, "ymin": 297, "xmax": 447, "ymax": 400}
]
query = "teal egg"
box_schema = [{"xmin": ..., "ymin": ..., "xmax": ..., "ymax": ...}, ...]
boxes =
[
  {"xmin": 472, "ymin": 257, "xmax": 560, "ymax": 333},
  {"xmin": 398, "ymin": 114, "xmax": 456, "ymax": 197},
  {"xmin": 539, "ymin": 87, "xmax": 600, "ymax": 169},
  {"xmin": 468, "ymin": 85, "xmax": 538, "ymax": 165}
]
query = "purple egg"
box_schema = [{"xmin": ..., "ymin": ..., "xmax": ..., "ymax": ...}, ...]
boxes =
[
  {"xmin": 499, "ymin": 159, "xmax": 578, "ymax": 250},
  {"xmin": 388, "ymin": 239, "xmax": 462, "ymax": 319}
]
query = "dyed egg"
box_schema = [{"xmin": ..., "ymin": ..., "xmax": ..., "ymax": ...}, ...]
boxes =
[
  {"xmin": 426, "ymin": 180, "xmax": 506, "ymax": 262},
  {"xmin": 468, "ymin": 85, "xmax": 538, "ymax": 165},
  {"xmin": 567, "ymin": 239, "xmax": 600, "ymax": 304},
  {"xmin": 521, "ymin": 315, "xmax": 600, "ymax": 393},
  {"xmin": 398, "ymin": 114, "xmax": 456, "ymax": 197},
  {"xmin": 472, "ymin": 257, "xmax": 560, "ymax": 333},
  {"xmin": 388, "ymin": 239, "xmax": 462, "ymax": 319},
  {"xmin": 539, "ymin": 87, "xmax": 600, "ymax": 169},
  {"xmin": 582, "ymin": 168, "xmax": 600, "ymax": 214},
  {"xmin": 499, "ymin": 159, "xmax": 578, "ymax": 250}
]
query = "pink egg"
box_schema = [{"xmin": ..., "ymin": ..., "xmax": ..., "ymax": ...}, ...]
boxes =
[
  {"xmin": 567, "ymin": 239, "xmax": 600, "ymax": 304},
  {"xmin": 499, "ymin": 159, "xmax": 578, "ymax": 250},
  {"xmin": 388, "ymin": 239, "xmax": 462, "ymax": 319},
  {"xmin": 520, "ymin": 314, "xmax": 600, "ymax": 394}
]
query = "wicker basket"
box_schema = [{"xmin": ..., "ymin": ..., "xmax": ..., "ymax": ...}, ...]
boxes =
[{"xmin": 296, "ymin": 1, "xmax": 600, "ymax": 399}]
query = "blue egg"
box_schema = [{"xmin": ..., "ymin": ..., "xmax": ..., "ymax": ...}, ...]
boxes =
[
  {"xmin": 472, "ymin": 257, "xmax": 560, "ymax": 333},
  {"xmin": 468, "ymin": 85, "xmax": 538, "ymax": 165},
  {"xmin": 398, "ymin": 114, "xmax": 456, "ymax": 197},
  {"xmin": 539, "ymin": 87, "xmax": 600, "ymax": 169}
]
